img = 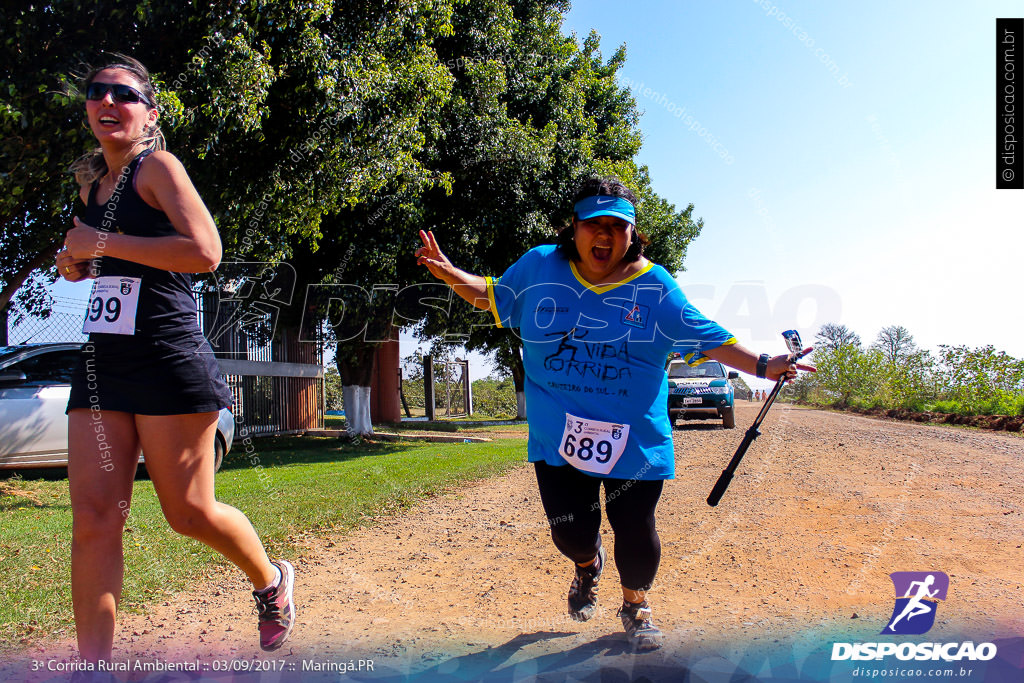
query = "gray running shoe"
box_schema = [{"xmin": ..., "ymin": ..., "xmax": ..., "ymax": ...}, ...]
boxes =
[
  {"xmin": 567, "ymin": 545, "xmax": 605, "ymax": 621},
  {"xmin": 618, "ymin": 599, "xmax": 664, "ymax": 652}
]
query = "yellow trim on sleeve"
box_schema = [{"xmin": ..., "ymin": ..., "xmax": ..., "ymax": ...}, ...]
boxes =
[
  {"xmin": 684, "ymin": 352, "xmax": 709, "ymax": 366},
  {"xmin": 569, "ymin": 260, "xmax": 655, "ymax": 294},
  {"xmin": 685, "ymin": 339, "xmax": 737, "ymax": 366},
  {"xmin": 485, "ymin": 276, "xmax": 503, "ymax": 328}
]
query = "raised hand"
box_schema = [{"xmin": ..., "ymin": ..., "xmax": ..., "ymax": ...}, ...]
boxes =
[
  {"xmin": 413, "ymin": 229, "xmax": 490, "ymax": 309},
  {"xmin": 415, "ymin": 229, "xmax": 456, "ymax": 284},
  {"xmin": 768, "ymin": 347, "xmax": 816, "ymax": 381}
]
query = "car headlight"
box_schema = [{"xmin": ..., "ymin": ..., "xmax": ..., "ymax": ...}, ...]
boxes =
[{"xmin": 709, "ymin": 386, "xmax": 730, "ymax": 394}]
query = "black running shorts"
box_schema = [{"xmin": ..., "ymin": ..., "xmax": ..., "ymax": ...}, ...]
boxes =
[{"xmin": 66, "ymin": 333, "xmax": 233, "ymax": 416}]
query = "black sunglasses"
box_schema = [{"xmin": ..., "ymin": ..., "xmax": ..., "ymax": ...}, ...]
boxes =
[{"xmin": 85, "ymin": 81, "xmax": 152, "ymax": 106}]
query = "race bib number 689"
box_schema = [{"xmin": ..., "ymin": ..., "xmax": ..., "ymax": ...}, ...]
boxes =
[{"xmin": 559, "ymin": 412, "xmax": 630, "ymax": 476}]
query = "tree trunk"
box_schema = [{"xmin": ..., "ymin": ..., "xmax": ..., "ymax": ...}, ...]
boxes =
[
  {"xmin": 510, "ymin": 345, "xmax": 527, "ymax": 420},
  {"xmin": 493, "ymin": 338, "xmax": 528, "ymax": 421},
  {"xmin": 341, "ymin": 385, "xmax": 373, "ymax": 434},
  {"xmin": 335, "ymin": 341, "xmax": 377, "ymax": 435}
]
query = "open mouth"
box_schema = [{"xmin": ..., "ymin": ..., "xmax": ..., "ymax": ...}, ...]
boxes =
[
  {"xmin": 98, "ymin": 115, "xmax": 120, "ymax": 127},
  {"xmin": 592, "ymin": 246, "xmax": 612, "ymax": 262}
]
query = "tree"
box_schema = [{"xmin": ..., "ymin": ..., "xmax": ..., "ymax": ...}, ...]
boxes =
[
  {"xmin": 493, "ymin": 338, "xmax": 528, "ymax": 419},
  {"xmin": 814, "ymin": 323, "xmax": 861, "ymax": 351},
  {"xmin": 937, "ymin": 344, "xmax": 1024, "ymax": 415},
  {"xmin": 814, "ymin": 343, "xmax": 878, "ymax": 407},
  {"xmin": 4, "ymin": 1, "xmax": 458, "ymax": 434},
  {"xmin": 324, "ymin": 367, "xmax": 344, "ymax": 411},
  {"xmin": 877, "ymin": 347, "xmax": 934, "ymax": 410},
  {"xmin": 296, "ymin": 1, "xmax": 704, "ymax": 433},
  {"xmin": 872, "ymin": 325, "xmax": 916, "ymax": 364},
  {"xmin": 471, "ymin": 376, "xmax": 517, "ymax": 417},
  {"xmin": 411, "ymin": 5, "xmax": 703, "ymax": 402},
  {"xmin": 5, "ymin": 1, "xmax": 707, "ymax": 435},
  {"xmin": 2, "ymin": 1, "xmax": 454, "ymax": 335},
  {"xmin": 730, "ymin": 373, "xmax": 753, "ymax": 401},
  {"xmin": 1, "ymin": 2, "xmax": 143, "ymax": 334},
  {"xmin": 867, "ymin": 325, "xmax": 931, "ymax": 410}
]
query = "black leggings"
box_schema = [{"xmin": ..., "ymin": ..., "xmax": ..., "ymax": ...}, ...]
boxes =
[{"xmin": 533, "ymin": 461, "xmax": 664, "ymax": 592}]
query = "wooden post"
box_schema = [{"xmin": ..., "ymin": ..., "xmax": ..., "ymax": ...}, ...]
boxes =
[
  {"xmin": 399, "ymin": 367, "xmax": 411, "ymax": 418},
  {"xmin": 424, "ymin": 354, "xmax": 435, "ymax": 421},
  {"xmin": 370, "ymin": 338, "xmax": 401, "ymax": 423},
  {"xmin": 464, "ymin": 359, "xmax": 473, "ymax": 416}
]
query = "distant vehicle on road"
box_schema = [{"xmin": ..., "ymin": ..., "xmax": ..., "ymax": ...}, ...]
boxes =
[{"xmin": 666, "ymin": 357, "xmax": 738, "ymax": 429}]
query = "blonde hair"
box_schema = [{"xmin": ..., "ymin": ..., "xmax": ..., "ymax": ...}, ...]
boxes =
[{"xmin": 69, "ymin": 53, "xmax": 166, "ymax": 186}]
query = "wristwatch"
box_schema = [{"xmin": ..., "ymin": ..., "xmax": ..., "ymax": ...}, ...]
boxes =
[{"xmin": 756, "ymin": 353, "xmax": 770, "ymax": 379}]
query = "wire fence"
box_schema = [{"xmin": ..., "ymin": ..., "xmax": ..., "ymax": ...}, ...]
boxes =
[
  {"xmin": 6, "ymin": 296, "xmax": 89, "ymax": 345},
  {"xmin": 6, "ymin": 285, "xmax": 326, "ymax": 434}
]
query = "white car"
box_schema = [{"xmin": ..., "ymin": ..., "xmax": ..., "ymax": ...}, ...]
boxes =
[{"xmin": 0, "ymin": 343, "xmax": 233, "ymax": 471}]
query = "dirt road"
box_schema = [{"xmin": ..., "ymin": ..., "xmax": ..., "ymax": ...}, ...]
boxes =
[{"xmin": 12, "ymin": 404, "xmax": 1024, "ymax": 681}]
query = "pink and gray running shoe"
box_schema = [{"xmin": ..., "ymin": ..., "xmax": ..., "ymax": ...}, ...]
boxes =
[{"xmin": 252, "ymin": 560, "xmax": 296, "ymax": 651}]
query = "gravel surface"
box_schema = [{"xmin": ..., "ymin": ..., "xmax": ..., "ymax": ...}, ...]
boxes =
[{"xmin": 12, "ymin": 403, "xmax": 1023, "ymax": 680}]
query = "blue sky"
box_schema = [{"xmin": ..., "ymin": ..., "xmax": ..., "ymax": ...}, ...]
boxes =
[{"xmin": 561, "ymin": 1, "xmax": 1023, "ymax": 387}]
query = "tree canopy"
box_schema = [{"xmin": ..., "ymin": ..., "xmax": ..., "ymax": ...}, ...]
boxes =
[
  {"xmin": 3, "ymin": 0, "xmax": 706, "ymax": 384},
  {"xmin": 814, "ymin": 322, "xmax": 861, "ymax": 351},
  {"xmin": 2, "ymin": 0, "xmax": 455, "ymax": 316},
  {"xmin": 872, "ymin": 324, "xmax": 916, "ymax": 364}
]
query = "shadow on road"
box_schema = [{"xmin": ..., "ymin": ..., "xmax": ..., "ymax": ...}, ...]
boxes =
[{"xmin": 367, "ymin": 631, "xmax": 685, "ymax": 682}]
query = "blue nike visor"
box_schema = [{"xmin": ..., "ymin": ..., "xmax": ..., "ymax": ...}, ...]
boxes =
[{"xmin": 573, "ymin": 195, "xmax": 636, "ymax": 224}]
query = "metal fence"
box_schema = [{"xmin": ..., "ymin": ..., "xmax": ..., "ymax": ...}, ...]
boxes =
[
  {"xmin": 423, "ymin": 356, "xmax": 472, "ymax": 420},
  {"xmin": 198, "ymin": 290, "xmax": 325, "ymax": 434},
  {"xmin": 6, "ymin": 289, "xmax": 325, "ymax": 435},
  {"xmin": 6, "ymin": 296, "xmax": 89, "ymax": 345}
]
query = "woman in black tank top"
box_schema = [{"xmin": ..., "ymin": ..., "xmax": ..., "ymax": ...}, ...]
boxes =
[{"xmin": 57, "ymin": 55, "xmax": 295, "ymax": 662}]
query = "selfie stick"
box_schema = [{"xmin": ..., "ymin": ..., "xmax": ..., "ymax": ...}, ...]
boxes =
[{"xmin": 706, "ymin": 330, "xmax": 809, "ymax": 507}]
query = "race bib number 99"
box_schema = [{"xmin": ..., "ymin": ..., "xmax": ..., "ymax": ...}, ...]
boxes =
[
  {"xmin": 83, "ymin": 276, "xmax": 141, "ymax": 336},
  {"xmin": 559, "ymin": 412, "xmax": 630, "ymax": 475}
]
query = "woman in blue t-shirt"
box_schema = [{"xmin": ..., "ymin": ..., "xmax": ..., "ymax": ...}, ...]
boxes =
[{"xmin": 417, "ymin": 176, "xmax": 811, "ymax": 651}]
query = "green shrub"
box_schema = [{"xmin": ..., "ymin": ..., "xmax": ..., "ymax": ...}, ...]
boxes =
[
  {"xmin": 793, "ymin": 326, "xmax": 1023, "ymax": 417},
  {"xmin": 471, "ymin": 376, "xmax": 517, "ymax": 418}
]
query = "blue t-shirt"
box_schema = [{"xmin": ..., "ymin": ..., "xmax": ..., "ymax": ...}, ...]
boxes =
[{"xmin": 486, "ymin": 245, "xmax": 736, "ymax": 480}]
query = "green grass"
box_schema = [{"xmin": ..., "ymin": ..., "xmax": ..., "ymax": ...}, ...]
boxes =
[
  {"xmin": 323, "ymin": 415, "xmax": 528, "ymax": 432},
  {"xmin": 382, "ymin": 420, "xmax": 529, "ymax": 433},
  {"xmin": 0, "ymin": 436, "xmax": 526, "ymax": 651}
]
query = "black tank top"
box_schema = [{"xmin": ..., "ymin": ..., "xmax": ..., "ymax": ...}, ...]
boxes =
[{"xmin": 81, "ymin": 149, "xmax": 204, "ymax": 341}]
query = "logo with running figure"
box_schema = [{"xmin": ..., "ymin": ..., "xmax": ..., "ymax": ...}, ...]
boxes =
[
  {"xmin": 622, "ymin": 303, "xmax": 649, "ymax": 329},
  {"xmin": 883, "ymin": 571, "xmax": 949, "ymax": 635}
]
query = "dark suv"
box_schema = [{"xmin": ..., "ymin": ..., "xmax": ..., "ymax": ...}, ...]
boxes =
[{"xmin": 666, "ymin": 358, "xmax": 738, "ymax": 429}]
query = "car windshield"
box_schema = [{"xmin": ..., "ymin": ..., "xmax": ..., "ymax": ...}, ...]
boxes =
[
  {"xmin": 668, "ymin": 362, "xmax": 725, "ymax": 379},
  {"xmin": 0, "ymin": 347, "xmax": 28, "ymax": 365}
]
